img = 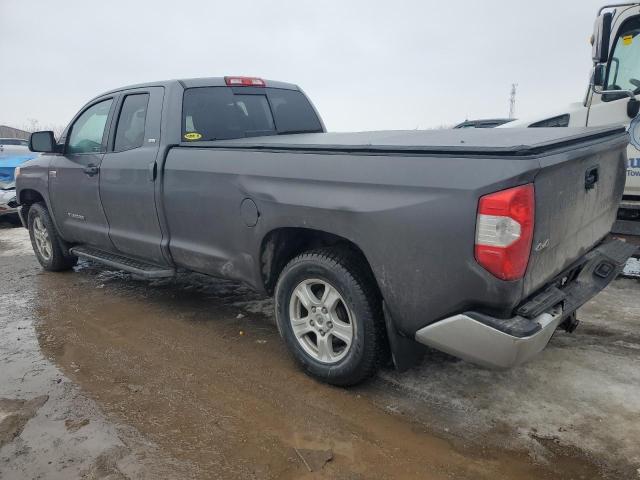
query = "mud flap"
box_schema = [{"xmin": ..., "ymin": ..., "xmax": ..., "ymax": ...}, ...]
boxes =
[{"xmin": 383, "ymin": 302, "xmax": 426, "ymax": 372}]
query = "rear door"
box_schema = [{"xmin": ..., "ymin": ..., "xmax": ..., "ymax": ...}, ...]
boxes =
[
  {"xmin": 49, "ymin": 97, "xmax": 116, "ymax": 249},
  {"xmin": 99, "ymin": 87, "xmax": 167, "ymax": 265}
]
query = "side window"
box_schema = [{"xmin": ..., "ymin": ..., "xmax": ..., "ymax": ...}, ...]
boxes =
[
  {"xmin": 605, "ymin": 17, "xmax": 640, "ymax": 101},
  {"xmin": 67, "ymin": 99, "xmax": 113, "ymax": 154},
  {"xmin": 113, "ymin": 93, "xmax": 150, "ymax": 152}
]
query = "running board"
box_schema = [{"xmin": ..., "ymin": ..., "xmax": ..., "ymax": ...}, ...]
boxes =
[{"xmin": 69, "ymin": 246, "xmax": 175, "ymax": 278}]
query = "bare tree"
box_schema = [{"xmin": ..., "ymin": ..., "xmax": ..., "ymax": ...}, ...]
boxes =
[{"xmin": 22, "ymin": 119, "xmax": 65, "ymax": 138}]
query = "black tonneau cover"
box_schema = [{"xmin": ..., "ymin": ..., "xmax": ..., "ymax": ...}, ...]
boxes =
[{"xmin": 182, "ymin": 126, "xmax": 627, "ymax": 156}]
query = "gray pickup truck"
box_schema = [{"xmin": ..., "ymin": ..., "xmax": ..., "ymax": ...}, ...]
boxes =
[{"xmin": 16, "ymin": 76, "xmax": 636, "ymax": 386}]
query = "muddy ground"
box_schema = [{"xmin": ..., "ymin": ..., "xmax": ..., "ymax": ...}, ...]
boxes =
[{"xmin": 1, "ymin": 225, "xmax": 639, "ymax": 479}]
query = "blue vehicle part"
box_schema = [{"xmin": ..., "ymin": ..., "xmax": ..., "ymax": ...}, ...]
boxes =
[{"xmin": 0, "ymin": 154, "xmax": 37, "ymax": 183}]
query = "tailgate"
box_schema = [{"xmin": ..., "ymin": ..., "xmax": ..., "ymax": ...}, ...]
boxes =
[{"xmin": 523, "ymin": 132, "xmax": 628, "ymax": 296}]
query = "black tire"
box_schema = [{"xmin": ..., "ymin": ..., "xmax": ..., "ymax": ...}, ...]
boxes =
[
  {"xmin": 27, "ymin": 202, "xmax": 77, "ymax": 271},
  {"xmin": 275, "ymin": 247, "xmax": 387, "ymax": 386}
]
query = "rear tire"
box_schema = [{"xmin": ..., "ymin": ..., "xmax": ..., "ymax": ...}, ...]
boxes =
[
  {"xmin": 27, "ymin": 203, "xmax": 77, "ymax": 271},
  {"xmin": 275, "ymin": 247, "xmax": 386, "ymax": 386}
]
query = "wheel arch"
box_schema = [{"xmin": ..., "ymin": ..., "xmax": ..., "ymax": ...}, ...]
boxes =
[
  {"xmin": 259, "ymin": 227, "xmax": 428, "ymax": 373},
  {"xmin": 17, "ymin": 189, "xmax": 47, "ymax": 227},
  {"xmin": 259, "ymin": 227, "xmax": 380, "ymax": 297},
  {"xmin": 19, "ymin": 188, "xmax": 45, "ymax": 206}
]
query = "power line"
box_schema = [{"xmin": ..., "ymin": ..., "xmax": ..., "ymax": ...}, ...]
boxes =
[{"xmin": 509, "ymin": 83, "xmax": 517, "ymax": 119}]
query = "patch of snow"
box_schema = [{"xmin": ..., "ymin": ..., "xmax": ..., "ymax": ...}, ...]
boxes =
[{"xmin": 623, "ymin": 257, "xmax": 640, "ymax": 278}]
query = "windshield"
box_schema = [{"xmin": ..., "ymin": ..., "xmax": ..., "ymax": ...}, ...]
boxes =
[
  {"xmin": 182, "ymin": 87, "xmax": 322, "ymax": 142},
  {"xmin": 605, "ymin": 17, "xmax": 640, "ymax": 100}
]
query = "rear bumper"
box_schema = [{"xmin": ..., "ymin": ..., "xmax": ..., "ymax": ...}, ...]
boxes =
[{"xmin": 415, "ymin": 239, "xmax": 638, "ymax": 369}]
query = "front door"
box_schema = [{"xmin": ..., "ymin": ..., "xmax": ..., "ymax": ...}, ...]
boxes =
[
  {"xmin": 49, "ymin": 97, "xmax": 116, "ymax": 249},
  {"xmin": 99, "ymin": 87, "xmax": 167, "ymax": 265},
  {"xmin": 587, "ymin": 13, "xmax": 640, "ymax": 196}
]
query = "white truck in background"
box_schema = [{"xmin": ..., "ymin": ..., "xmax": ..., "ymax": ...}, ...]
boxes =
[{"xmin": 505, "ymin": 3, "xmax": 640, "ymax": 236}]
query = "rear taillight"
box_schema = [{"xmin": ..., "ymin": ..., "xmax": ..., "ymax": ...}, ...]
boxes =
[
  {"xmin": 475, "ymin": 184, "xmax": 535, "ymax": 281},
  {"xmin": 224, "ymin": 76, "xmax": 265, "ymax": 87}
]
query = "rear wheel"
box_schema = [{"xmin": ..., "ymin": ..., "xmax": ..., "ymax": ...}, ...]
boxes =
[
  {"xmin": 27, "ymin": 203, "xmax": 77, "ymax": 271},
  {"xmin": 275, "ymin": 247, "xmax": 386, "ymax": 386}
]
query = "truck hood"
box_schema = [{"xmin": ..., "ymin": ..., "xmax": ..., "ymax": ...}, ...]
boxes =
[{"xmin": 499, "ymin": 102, "xmax": 587, "ymax": 128}]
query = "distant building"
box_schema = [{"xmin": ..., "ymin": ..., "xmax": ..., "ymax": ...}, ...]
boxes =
[{"xmin": 0, "ymin": 125, "xmax": 30, "ymax": 140}]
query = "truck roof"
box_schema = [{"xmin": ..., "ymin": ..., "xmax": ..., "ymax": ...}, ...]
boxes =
[{"xmin": 98, "ymin": 77, "xmax": 300, "ymax": 97}]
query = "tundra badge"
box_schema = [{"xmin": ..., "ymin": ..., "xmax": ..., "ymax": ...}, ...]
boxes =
[{"xmin": 67, "ymin": 212, "xmax": 85, "ymax": 221}]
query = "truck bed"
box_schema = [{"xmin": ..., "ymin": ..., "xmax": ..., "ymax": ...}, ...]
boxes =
[{"xmin": 165, "ymin": 126, "xmax": 629, "ymax": 336}]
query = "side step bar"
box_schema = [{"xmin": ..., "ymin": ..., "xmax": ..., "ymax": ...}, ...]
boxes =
[{"xmin": 69, "ymin": 246, "xmax": 175, "ymax": 278}]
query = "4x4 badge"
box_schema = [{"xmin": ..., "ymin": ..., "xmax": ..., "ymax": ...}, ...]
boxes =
[{"xmin": 534, "ymin": 239, "xmax": 550, "ymax": 252}]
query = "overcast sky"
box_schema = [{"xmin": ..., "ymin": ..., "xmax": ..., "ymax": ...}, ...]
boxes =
[{"xmin": 1, "ymin": 0, "xmax": 607, "ymax": 132}]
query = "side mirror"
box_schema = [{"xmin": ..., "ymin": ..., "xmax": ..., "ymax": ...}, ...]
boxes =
[
  {"xmin": 592, "ymin": 12, "xmax": 612, "ymax": 64},
  {"xmin": 593, "ymin": 64, "xmax": 606, "ymax": 87},
  {"xmin": 29, "ymin": 131, "xmax": 56, "ymax": 153}
]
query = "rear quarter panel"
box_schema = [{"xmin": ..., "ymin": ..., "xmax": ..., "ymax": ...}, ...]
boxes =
[{"xmin": 163, "ymin": 147, "xmax": 540, "ymax": 335}]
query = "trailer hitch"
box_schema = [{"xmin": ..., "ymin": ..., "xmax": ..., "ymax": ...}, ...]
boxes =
[{"xmin": 561, "ymin": 312, "xmax": 580, "ymax": 333}]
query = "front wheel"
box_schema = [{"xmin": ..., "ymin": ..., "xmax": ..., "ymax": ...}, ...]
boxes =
[
  {"xmin": 27, "ymin": 203, "xmax": 77, "ymax": 271},
  {"xmin": 275, "ymin": 248, "xmax": 386, "ymax": 386}
]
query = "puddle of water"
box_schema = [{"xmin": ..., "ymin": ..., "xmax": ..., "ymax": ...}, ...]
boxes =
[{"xmin": 0, "ymin": 237, "xmax": 192, "ymax": 479}]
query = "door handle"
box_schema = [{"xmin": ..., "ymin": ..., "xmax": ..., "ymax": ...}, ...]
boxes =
[
  {"xmin": 585, "ymin": 166, "xmax": 599, "ymax": 190},
  {"xmin": 83, "ymin": 164, "xmax": 100, "ymax": 176}
]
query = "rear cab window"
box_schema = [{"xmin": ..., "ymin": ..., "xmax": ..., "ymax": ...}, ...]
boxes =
[{"xmin": 181, "ymin": 86, "xmax": 322, "ymax": 142}]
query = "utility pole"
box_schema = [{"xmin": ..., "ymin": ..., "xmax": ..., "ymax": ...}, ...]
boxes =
[{"xmin": 508, "ymin": 83, "xmax": 517, "ymax": 119}]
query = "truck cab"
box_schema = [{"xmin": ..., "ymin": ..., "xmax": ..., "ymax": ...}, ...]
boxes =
[{"xmin": 504, "ymin": 3, "xmax": 640, "ymax": 234}]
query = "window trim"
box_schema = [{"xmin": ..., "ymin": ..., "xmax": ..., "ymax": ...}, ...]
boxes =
[
  {"xmin": 65, "ymin": 97, "xmax": 116, "ymax": 155},
  {"xmin": 111, "ymin": 92, "xmax": 151, "ymax": 153}
]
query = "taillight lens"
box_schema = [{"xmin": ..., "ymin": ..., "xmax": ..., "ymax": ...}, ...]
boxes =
[
  {"xmin": 475, "ymin": 184, "xmax": 535, "ymax": 281},
  {"xmin": 224, "ymin": 76, "xmax": 265, "ymax": 87}
]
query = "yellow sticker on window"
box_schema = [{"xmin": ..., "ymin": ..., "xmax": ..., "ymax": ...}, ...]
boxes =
[
  {"xmin": 184, "ymin": 132, "xmax": 202, "ymax": 141},
  {"xmin": 623, "ymin": 35, "xmax": 633, "ymax": 46}
]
